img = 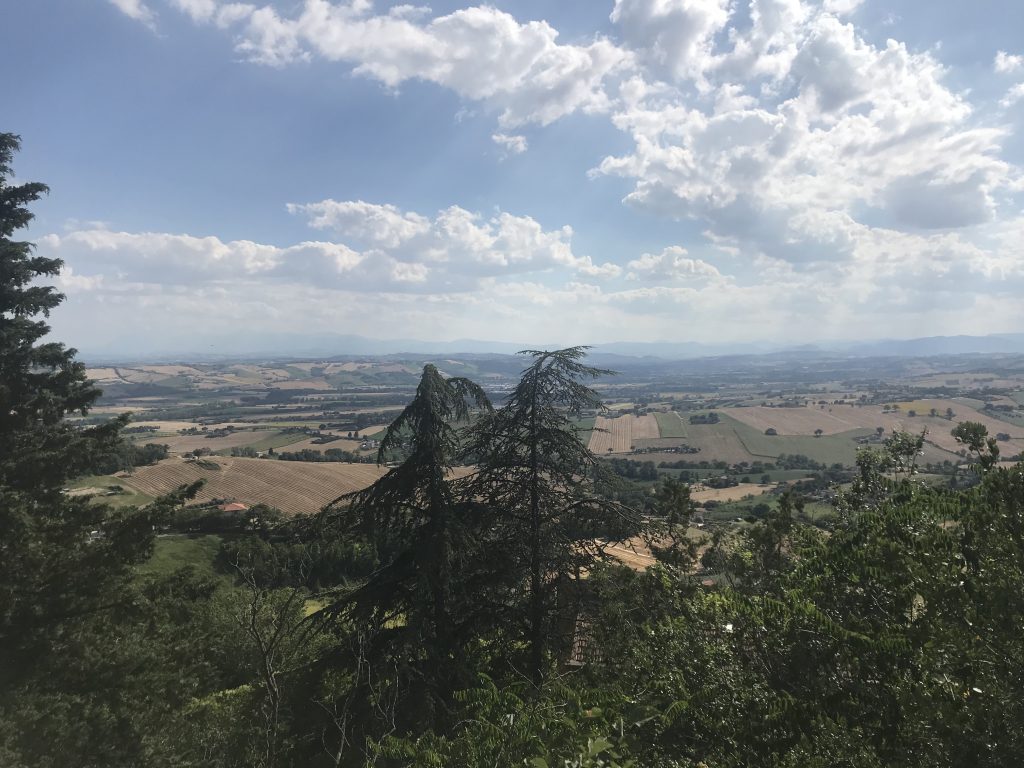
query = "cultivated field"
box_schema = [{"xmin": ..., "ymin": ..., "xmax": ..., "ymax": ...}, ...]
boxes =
[
  {"xmin": 725, "ymin": 401, "xmax": 1024, "ymax": 460},
  {"xmin": 726, "ymin": 404, "xmax": 902, "ymax": 436},
  {"xmin": 653, "ymin": 411, "xmax": 688, "ymax": 438},
  {"xmin": 121, "ymin": 456, "xmax": 390, "ymax": 516},
  {"xmin": 588, "ymin": 414, "xmax": 660, "ymax": 454},
  {"xmin": 690, "ymin": 483, "xmax": 771, "ymax": 503},
  {"xmin": 150, "ymin": 431, "xmax": 284, "ymax": 454},
  {"xmin": 270, "ymin": 435, "xmax": 368, "ymax": 453},
  {"xmin": 676, "ymin": 420, "xmax": 761, "ymax": 464}
]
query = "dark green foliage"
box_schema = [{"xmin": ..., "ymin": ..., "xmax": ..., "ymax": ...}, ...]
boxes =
[
  {"xmin": 0, "ymin": 133, "xmax": 152, "ymax": 694},
  {"xmin": 689, "ymin": 412, "xmax": 720, "ymax": 424},
  {"xmin": 466, "ymin": 347, "xmax": 640, "ymax": 681},
  {"xmin": 89, "ymin": 440, "xmax": 169, "ymax": 474},
  {"xmin": 276, "ymin": 447, "xmax": 365, "ymax": 462},
  {"xmin": 316, "ymin": 365, "xmax": 493, "ymax": 737}
]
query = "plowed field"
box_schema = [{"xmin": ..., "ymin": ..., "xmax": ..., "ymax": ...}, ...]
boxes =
[
  {"xmin": 121, "ymin": 457, "xmax": 390, "ymax": 516},
  {"xmin": 588, "ymin": 414, "xmax": 660, "ymax": 454}
]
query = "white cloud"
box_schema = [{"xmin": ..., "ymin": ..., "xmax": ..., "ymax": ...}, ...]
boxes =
[
  {"xmin": 994, "ymin": 50, "xmax": 1024, "ymax": 74},
  {"xmin": 609, "ymin": 0, "xmax": 730, "ymax": 83},
  {"xmin": 822, "ymin": 0, "xmax": 864, "ymax": 16},
  {"xmin": 44, "ymin": 212, "xmax": 1024, "ymax": 351},
  {"xmin": 107, "ymin": 0, "xmax": 157, "ymax": 28},
  {"xmin": 168, "ymin": 0, "xmax": 630, "ymax": 127},
  {"xmin": 289, "ymin": 200, "xmax": 431, "ymax": 248},
  {"xmin": 492, "ymin": 132, "xmax": 528, "ymax": 155},
  {"xmin": 625, "ymin": 246, "xmax": 722, "ymax": 281},
  {"xmin": 1000, "ymin": 82, "xmax": 1024, "ymax": 108},
  {"xmin": 41, "ymin": 201, "xmax": 619, "ymax": 298},
  {"xmin": 596, "ymin": 5, "xmax": 1012, "ymax": 266}
]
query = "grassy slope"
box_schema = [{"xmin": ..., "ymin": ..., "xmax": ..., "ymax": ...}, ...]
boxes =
[
  {"xmin": 654, "ymin": 411, "xmax": 688, "ymax": 438},
  {"xmin": 138, "ymin": 534, "xmax": 224, "ymax": 579},
  {"xmin": 728, "ymin": 413, "xmax": 875, "ymax": 466},
  {"xmin": 66, "ymin": 474, "xmax": 155, "ymax": 508},
  {"xmin": 233, "ymin": 430, "xmax": 312, "ymax": 453}
]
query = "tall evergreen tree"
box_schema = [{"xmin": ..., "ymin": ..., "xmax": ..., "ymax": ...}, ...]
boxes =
[
  {"xmin": 0, "ymin": 133, "xmax": 156, "ymax": 762},
  {"xmin": 318, "ymin": 364, "xmax": 491, "ymax": 734},
  {"xmin": 466, "ymin": 347, "xmax": 639, "ymax": 681}
]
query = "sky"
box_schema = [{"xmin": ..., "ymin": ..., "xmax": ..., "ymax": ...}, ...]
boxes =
[{"xmin": 4, "ymin": 0, "xmax": 1024, "ymax": 354}]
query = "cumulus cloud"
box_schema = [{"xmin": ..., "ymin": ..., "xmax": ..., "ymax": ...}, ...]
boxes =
[
  {"xmin": 492, "ymin": 133, "xmax": 528, "ymax": 155},
  {"xmin": 822, "ymin": 0, "xmax": 864, "ymax": 15},
  {"xmin": 994, "ymin": 50, "xmax": 1024, "ymax": 74},
  {"xmin": 1000, "ymin": 83, "xmax": 1024, "ymax": 108},
  {"xmin": 609, "ymin": 0, "xmax": 730, "ymax": 83},
  {"xmin": 107, "ymin": 0, "xmax": 157, "ymax": 28},
  {"xmin": 625, "ymin": 246, "xmax": 722, "ymax": 281},
  {"xmin": 289, "ymin": 200, "xmax": 431, "ymax": 248},
  {"xmin": 292, "ymin": 200, "xmax": 621, "ymax": 277},
  {"xmin": 166, "ymin": 0, "xmax": 630, "ymax": 127},
  {"xmin": 596, "ymin": 3, "xmax": 1013, "ymax": 265},
  {"xmin": 41, "ymin": 201, "xmax": 619, "ymax": 299}
]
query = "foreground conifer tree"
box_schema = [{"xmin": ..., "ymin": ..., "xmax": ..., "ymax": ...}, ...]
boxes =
[
  {"xmin": 0, "ymin": 133, "xmax": 155, "ymax": 762},
  {"xmin": 466, "ymin": 347, "xmax": 639, "ymax": 681},
  {"xmin": 319, "ymin": 365, "xmax": 491, "ymax": 734}
]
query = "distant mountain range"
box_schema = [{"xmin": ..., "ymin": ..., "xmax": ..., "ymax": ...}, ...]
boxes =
[{"xmin": 76, "ymin": 332, "xmax": 1024, "ymax": 364}]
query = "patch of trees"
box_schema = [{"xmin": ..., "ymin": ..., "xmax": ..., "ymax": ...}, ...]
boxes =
[
  {"xmin": 275, "ymin": 447, "xmax": 368, "ymax": 463},
  {"xmin": 775, "ymin": 452, "xmax": 827, "ymax": 470},
  {"xmin": 165, "ymin": 502, "xmax": 284, "ymax": 534},
  {"xmin": 89, "ymin": 440, "xmax": 169, "ymax": 474},
  {"xmin": 123, "ymin": 424, "xmax": 159, "ymax": 434},
  {"xmin": 689, "ymin": 411, "xmax": 721, "ymax": 424},
  {"xmin": 605, "ymin": 457, "xmax": 659, "ymax": 480}
]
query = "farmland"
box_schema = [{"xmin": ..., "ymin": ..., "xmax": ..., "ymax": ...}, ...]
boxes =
[
  {"xmin": 76, "ymin": 350, "xmax": 1024, "ymax": 529},
  {"xmin": 120, "ymin": 456, "xmax": 390, "ymax": 516},
  {"xmin": 725, "ymin": 400, "xmax": 1024, "ymax": 460},
  {"xmin": 690, "ymin": 482, "xmax": 771, "ymax": 504},
  {"xmin": 588, "ymin": 414, "xmax": 659, "ymax": 453},
  {"xmin": 653, "ymin": 411, "xmax": 688, "ymax": 438}
]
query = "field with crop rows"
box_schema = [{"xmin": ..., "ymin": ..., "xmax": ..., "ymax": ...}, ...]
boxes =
[
  {"xmin": 149, "ymin": 430, "xmax": 279, "ymax": 454},
  {"xmin": 588, "ymin": 414, "xmax": 660, "ymax": 454},
  {"xmin": 121, "ymin": 457, "xmax": 390, "ymax": 516}
]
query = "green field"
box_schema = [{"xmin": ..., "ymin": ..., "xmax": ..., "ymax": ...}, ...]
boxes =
[
  {"xmin": 573, "ymin": 416, "xmax": 596, "ymax": 445},
  {"xmin": 702, "ymin": 493, "xmax": 837, "ymax": 525},
  {"xmin": 728, "ymin": 415, "xmax": 874, "ymax": 466},
  {"xmin": 671, "ymin": 413, "xmax": 875, "ymax": 467},
  {"xmin": 656, "ymin": 467, "xmax": 816, "ymax": 482},
  {"xmin": 138, "ymin": 534, "xmax": 224, "ymax": 579},
  {"xmin": 231, "ymin": 430, "xmax": 312, "ymax": 453},
  {"xmin": 654, "ymin": 411, "xmax": 688, "ymax": 438},
  {"xmin": 66, "ymin": 474, "xmax": 154, "ymax": 508}
]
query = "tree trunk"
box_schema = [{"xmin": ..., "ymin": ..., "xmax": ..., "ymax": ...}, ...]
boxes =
[{"xmin": 528, "ymin": 376, "xmax": 543, "ymax": 684}]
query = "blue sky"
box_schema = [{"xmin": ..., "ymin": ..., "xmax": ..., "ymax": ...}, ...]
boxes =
[{"xmin": 4, "ymin": 0, "xmax": 1024, "ymax": 354}]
